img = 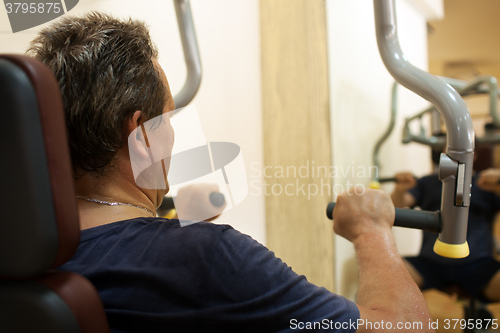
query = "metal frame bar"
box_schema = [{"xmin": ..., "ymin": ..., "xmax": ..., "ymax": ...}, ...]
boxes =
[
  {"xmin": 173, "ymin": 0, "xmax": 202, "ymax": 111},
  {"xmin": 372, "ymin": 75, "xmax": 500, "ymax": 183},
  {"xmin": 403, "ymin": 75, "xmax": 500, "ymax": 146},
  {"xmin": 374, "ymin": 0, "xmax": 474, "ymax": 254},
  {"xmin": 372, "ymin": 81, "xmax": 398, "ymax": 181},
  {"xmin": 442, "ymin": 76, "xmax": 500, "ymax": 128}
]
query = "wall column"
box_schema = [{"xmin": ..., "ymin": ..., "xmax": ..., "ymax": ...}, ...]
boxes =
[{"xmin": 260, "ymin": 0, "xmax": 334, "ymax": 290}]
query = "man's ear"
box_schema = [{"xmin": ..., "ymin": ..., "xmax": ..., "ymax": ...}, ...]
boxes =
[{"xmin": 127, "ymin": 111, "xmax": 149, "ymax": 160}]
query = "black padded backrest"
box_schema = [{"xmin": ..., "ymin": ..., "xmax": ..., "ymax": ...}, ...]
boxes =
[
  {"xmin": 0, "ymin": 54, "xmax": 81, "ymax": 277},
  {"xmin": 0, "ymin": 58, "xmax": 58, "ymax": 277},
  {"xmin": 0, "ymin": 55, "xmax": 109, "ymax": 333},
  {"xmin": 0, "ymin": 279, "xmax": 81, "ymax": 333}
]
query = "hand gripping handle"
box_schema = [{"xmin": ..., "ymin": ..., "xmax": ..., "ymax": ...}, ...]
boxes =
[{"xmin": 326, "ymin": 202, "xmax": 441, "ymax": 233}]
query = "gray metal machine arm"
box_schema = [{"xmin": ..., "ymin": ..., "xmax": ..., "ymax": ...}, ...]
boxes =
[
  {"xmin": 374, "ymin": 0, "xmax": 474, "ymax": 258},
  {"xmin": 442, "ymin": 75, "xmax": 500, "ymax": 128},
  {"xmin": 402, "ymin": 76, "xmax": 500, "ymax": 146},
  {"xmin": 173, "ymin": 0, "xmax": 202, "ymax": 110},
  {"xmin": 372, "ymin": 81, "xmax": 398, "ymax": 182}
]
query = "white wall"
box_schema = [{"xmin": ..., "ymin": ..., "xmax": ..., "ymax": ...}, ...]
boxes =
[
  {"xmin": 326, "ymin": 0, "xmax": 440, "ymax": 300},
  {"xmin": 0, "ymin": 0, "xmax": 266, "ymax": 244}
]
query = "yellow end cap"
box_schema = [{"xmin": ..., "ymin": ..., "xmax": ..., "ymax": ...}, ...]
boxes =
[
  {"xmin": 433, "ymin": 239, "xmax": 469, "ymax": 259},
  {"xmin": 162, "ymin": 209, "xmax": 177, "ymax": 219},
  {"xmin": 369, "ymin": 181, "xmax": 381, "ymax": 189}
]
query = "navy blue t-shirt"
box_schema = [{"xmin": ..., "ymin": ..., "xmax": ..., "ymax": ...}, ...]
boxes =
[
  {"xmin": 58, "ymin": 218, "xmax": 359, "ymax": 333},
  {"xmin": 409, "ymin": 174, "xmax": 500, "ymax": 264}
]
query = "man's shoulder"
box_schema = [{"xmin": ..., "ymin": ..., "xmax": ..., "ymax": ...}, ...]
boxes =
[
  {"xmin": 85, "ymin": 217, "xmax": 233, "ymax": 234},
  {"xmin": 69, "ymin": 218, "xmax": 245, "ymax": 274},
  {"xmin": 80, "ymin": 217, "xmax": 237, "ymax": 251}
]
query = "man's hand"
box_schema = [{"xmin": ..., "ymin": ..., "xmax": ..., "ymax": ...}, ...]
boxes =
[
  {"xmin": 394, "ymin": 172, "xmax": 417, "ymax": 192},
  {"xmin": 477, "ymin": 168, "xmax": 500, "ymax": 196},
  {"xmin": 174, "ymin": 184, "xmax": 226, "ymax": 221},
  {"xmin": 391, "ymin": 172, "xmax": 417, "ymax": 208},
  {"xmin": 333, "ymin": 187, "xmax": 395, "ymax": 243}
]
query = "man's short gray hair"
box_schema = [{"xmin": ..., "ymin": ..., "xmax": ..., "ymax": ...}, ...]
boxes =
[{"xmin": 28, "ymin": 12, "xmax": 168, "ymax": 175}]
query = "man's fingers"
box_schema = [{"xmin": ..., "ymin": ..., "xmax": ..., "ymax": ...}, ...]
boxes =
[{"xmin": 332, "ymin": 188, "xmax": 395, "ymax": 243}]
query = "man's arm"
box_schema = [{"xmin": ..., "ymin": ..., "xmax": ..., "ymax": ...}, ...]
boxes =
[
  {"xmin": 333, "ymin": 188, "xmax": 433, "ymax": 333},
  {"xmin": 477, "ymin": 168, "xmax": 500, "ymax": 197},
  {"xmin": 390, "ymin": 172, "xmax": 417, "ymax": 208}
]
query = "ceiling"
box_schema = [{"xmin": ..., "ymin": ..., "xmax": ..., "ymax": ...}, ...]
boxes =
[{"xmin": 428, "ymin": 0, "xmax": 500, "ymax": 79}]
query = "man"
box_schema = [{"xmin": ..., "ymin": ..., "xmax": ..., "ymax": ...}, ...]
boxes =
[
  {"xmin": 392, "ymin": 169, "xmax": 500, "ymax": 302},
  {"xmin": 28, "ymin": 13, "xmax": 432, "ymax": 332}
]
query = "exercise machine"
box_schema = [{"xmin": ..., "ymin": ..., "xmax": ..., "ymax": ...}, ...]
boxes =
[{"xmin": 328, "ymin": 0, "xmax": 477, "ymax": 259}]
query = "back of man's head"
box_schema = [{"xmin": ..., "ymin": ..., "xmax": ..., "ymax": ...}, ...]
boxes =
[{"xmin": 28, "ymin": 12, "xmax": 167, "ymax": 175}]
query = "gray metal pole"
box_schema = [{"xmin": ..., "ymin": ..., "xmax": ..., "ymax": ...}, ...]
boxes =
[
  {"xmin": 440, "ymin": 76, "xmax": 499, "ymax": 128},
  {"xmin": 403, "ymin": 75, "xmax": 500, "ymax": 146},
  {"xmin": 372, "ymin": 81, "xmax": 398, "ymax": 181},
  {"xmin": 430, "ymin": 109, "xmax": 441, "ymax": 136},
  {"xmin": 374, "ymin": 0, "xmax": 474, "ymax": 258},
  {"xmin": 173, "ymin": 0, "xmax": 202, "ymax": 110}
]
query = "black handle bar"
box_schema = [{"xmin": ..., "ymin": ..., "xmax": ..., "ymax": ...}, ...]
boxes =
[
  {"xmin": 378, "ymin": 175, "xmax": 418, "ymax": 183},
  {"xmin": 326, "ymin": 202, "xmax": 441, "ymax": 233},
  {"xmin": 378, "ymin": 177, "xmax": 397, "ymax": 183}
]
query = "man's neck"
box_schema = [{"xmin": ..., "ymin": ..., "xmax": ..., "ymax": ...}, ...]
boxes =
[{"xmin": 74, "ymin": 166, "xmax": 158, "ymax": 230}]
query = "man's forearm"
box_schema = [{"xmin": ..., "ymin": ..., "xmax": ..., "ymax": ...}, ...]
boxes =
[
  {"xmin": 391, "ymin": 190, "xmax": 409, "ymax": 208},
  {"xmin": 354, "ymin": 230, "xmax": 433, "ymax": 332}
]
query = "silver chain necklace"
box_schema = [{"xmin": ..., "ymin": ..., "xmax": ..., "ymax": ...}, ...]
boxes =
[{"xmin": 76, "ymin": 196, "xmax": 156, "ymax": 217}]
